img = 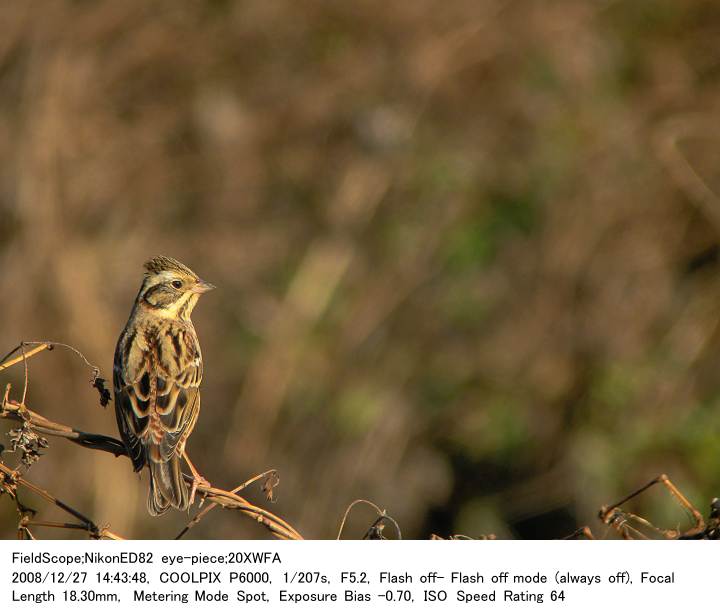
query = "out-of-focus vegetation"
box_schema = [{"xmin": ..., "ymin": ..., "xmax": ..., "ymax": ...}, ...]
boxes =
[{"xmin": 1, "ymin": 0, "xmax": 720, "ymax": 539}]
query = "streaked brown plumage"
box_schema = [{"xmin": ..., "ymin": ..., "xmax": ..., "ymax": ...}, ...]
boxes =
[{"xmin": 113, "ymin": 256, "xmax": 214, "ymax": 516}]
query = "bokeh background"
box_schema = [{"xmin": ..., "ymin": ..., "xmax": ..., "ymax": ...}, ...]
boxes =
[{"xmin": 1, "ymin": 0, "xmax": 720, "ymax": 539}]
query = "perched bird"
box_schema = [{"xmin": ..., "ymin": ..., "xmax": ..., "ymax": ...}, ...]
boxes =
[{"xmin": 113, "ymin": 256, "xmax": 214, "ymax": 515}]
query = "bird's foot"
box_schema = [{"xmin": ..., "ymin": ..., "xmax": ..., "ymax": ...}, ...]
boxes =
[{"xmin": 189, "ymin": 474, "xmax": 211, "ymax": 508}]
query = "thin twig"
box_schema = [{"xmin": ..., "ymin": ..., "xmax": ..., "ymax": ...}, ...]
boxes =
[
  {"xmin": 0, "ymin": 341, "xmax": 110, "ymax": 406},
  {"xmin": 20, "ymin": 344, "xmax": 29, "ymax": 406},
  {"xmin": 23, "ymin": 341, "xmax": 103, "ymax": 379},
  {"xmin": 336, "ymin": 499, "xmax": 385, "ymax": 540},
  {"xmin": 0, "ymin": 343, "xmax": 51, "ymax": 373},
  {"xmin": 193, "ymin": 482, "xmax": 302, "ymax": 540},
  {"xmin": 562, "ymin": 526, "xmax": 595, "ymax": 540},
  {"xmin": 599, "ymin": 474, "xmax": 706, "ymax": 540},
  {"xmin": 362, "ymin": 514, "xmax": 402, "ymax": 540},
  {"xmin": 1, "ymin": 398, "xmax": 127, "ymax": 457},
  {"xmin": 0, "ymin": 459, "xmax": 123, "ymax": 539},
  {"xmin": 175, "ymin": 469, "xmax": 279, "ymax": 540}
]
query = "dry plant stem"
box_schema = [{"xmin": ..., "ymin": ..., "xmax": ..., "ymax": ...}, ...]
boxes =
[
  {"xmin": 430, "ymin": 533, "xmax": 496, "ymax": 540},
  {"xmin": 20, "ymin": 345, "xmax": 29, "ymax": 406},
  {"xmin": 336, "ymin": 499, "xmax": 385, "ymax": 540},
  {"xmin": 1, "ymin": 399, "xmax": 127, "ymax": 456},
  {"xmin": 0, "ymin": 343, "xmax": 51, "ymax": 373},
  {"xmin": 0, "ymin": 342, "xmax": 106, "ymax": 396},
  {"xmin": 362, "ymin": 515, "xmax": 402, "ymax": 540},
  {"xmin": 194, "ymin": 483, "xmax": 302, "ymax": 540},
  {"xmin": 599, "ymin": 474, "xmax": 705, "ymax": 540},
  {"xmin": 562, "ymin": 527, "xmax": 595, "ymax": 540},
  {"xmin": 0, "ymin": 459, "xmax": 123, "ymax": 540},
  {"xmin": 20, "ymin": 527, "xmax": 35, "ymax": 540},
  {"xmin": 0, "ymin": 398, "xmax": 302, "ymax": 540},
  {"xmin": 25, "ymin": 520, "xmax": 123, "ymax": 540},
  {"xmin": 23, "ymin": 341, "xmax": 103, "ymax": 378},
  {"xmin": 26, "ymin": 520, "xmax": 97, "ymax": 531},
  {"xmin": 175, "ymin": 469, "xmax": 279, "ymax": 540}
]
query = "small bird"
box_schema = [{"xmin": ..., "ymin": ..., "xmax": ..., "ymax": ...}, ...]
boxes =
[{"xmin": 113, "ymin": 256, "xmax": 214, "ymax": 515}]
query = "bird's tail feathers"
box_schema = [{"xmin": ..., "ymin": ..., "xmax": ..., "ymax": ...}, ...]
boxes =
[{"xmin": 147, "ymin": 452, "xmax": 188, "ymax": 516}]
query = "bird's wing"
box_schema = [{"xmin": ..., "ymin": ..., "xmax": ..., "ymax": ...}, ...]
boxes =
[
  {"xmin": 114, "ymin": 323, "xmax": 203, "ymax": 468},
  {"xmin": 113, "ymin": 326, "xmax": 150, "ymax": 471}
]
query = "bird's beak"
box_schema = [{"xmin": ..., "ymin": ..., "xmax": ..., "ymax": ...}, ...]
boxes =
[{"xmin": 192, "ymin": 279, "xmax": 216, "ymax": 294}]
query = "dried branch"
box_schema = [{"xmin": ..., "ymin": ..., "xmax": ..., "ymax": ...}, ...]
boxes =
[
  {"xmin": 0, "ymin": 343, "xmax": 52, "ymax": 373},
  {"xmin": 175, "ymin": 469, "xmax": 280, "ymax": 540},
  {"xmin": 194, "ymin": 483, "xmax": 302, "ymax": 540},
  {"xmin": 0, "ymin": 342, "xmax": 111, "ymax": 407},
  {"xmin": 599, "ymin": 474, "xmax": 710, "ymax": 540},
  {"xmin": 362, "ymin": 515, "xmax": 402, "ymax": 540},
  {"xmin": 0, "ymin": 393, "xmax": 302, "ymax": 539},
  {"xmin": 430, "ymin": 533, "xmax": 497, "ymax": 540},
  {"xmin": 562, "ymin": 527, "xmax": 595, "ymax": 540},
  {"xmin": 336, "ymin": 499, "xmax": 402, "ymax": 540},
  {"xmin": 2, "ymin": 396, "xmax": 126, "ymax": 457},
  {"xmin": 0, "ymin": 340, "xmax": 302, "ymax": 540},
  {"xmin": 0, "ymin": 459, "xmax": 123, "ymax": 539}
]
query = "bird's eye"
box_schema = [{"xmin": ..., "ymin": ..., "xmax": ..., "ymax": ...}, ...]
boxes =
[{"xmin": 171, "ymin": 280, "xmax": 183, "ymax": 289}]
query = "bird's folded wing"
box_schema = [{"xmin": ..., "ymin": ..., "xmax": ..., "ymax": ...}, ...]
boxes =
[{"xmin": 115, "ymin": 325, "xmax": 202, "ymax": 465}]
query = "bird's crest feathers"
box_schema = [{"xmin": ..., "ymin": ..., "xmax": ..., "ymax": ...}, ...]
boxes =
[{"xmin": 144, "ymin": 256, "xmax": 197, "ymax": 279}]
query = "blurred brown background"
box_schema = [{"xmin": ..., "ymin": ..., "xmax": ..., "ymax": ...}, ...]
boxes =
[{"xmin": 1, "ymin": 0, "xmax": 720, "ymax": 539}]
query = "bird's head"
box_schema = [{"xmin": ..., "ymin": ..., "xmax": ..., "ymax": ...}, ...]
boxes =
[{"xmin": 137, "ymin": 256, "xmax": 215, "ymax": 321}]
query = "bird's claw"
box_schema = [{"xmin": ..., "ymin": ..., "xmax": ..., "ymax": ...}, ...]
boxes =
[{"xmin": 189, "ymin": 475, "xmax": 210, "ymax": 508}]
